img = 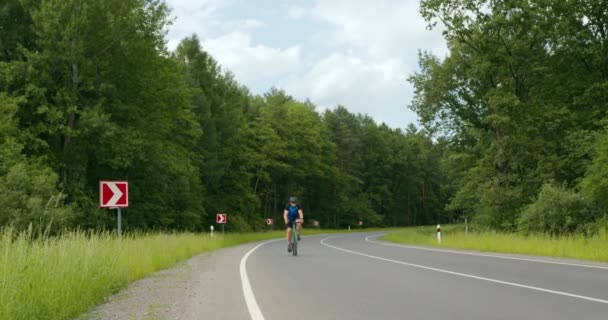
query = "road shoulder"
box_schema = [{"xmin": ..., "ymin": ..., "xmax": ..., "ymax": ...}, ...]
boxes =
[{"xmin": 81, "ymin": 243, "xmax": 257, "ymax": 320}]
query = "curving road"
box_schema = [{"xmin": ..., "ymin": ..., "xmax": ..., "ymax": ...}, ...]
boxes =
[
  {"xmin": 243, "ymin": 233, "xmax": 608, "ymax": 320},
  {"xmin": 86, "ymin": 232, "xmax": 608, "ymax": 319}
]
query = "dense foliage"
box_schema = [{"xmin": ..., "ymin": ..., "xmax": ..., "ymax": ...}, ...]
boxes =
[
  {"xmin": 0, "ymin": 0, "xmax": 447, "ymax": 232},
  {"xmin": 412, "ymin": 0, "xmax": 608, "ymax": 233},
  {"xmin": 1, "ymin": 0, "xmax": 606, "ymax": 234}
]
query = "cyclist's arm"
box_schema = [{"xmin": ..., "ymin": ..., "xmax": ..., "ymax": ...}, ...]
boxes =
[
  {"xmin": 298, "ymin": 209, "xmax": 304, "ymax": 221},
  {"xmin": 283, "ymin": 209, "xmax": 288, "ymax": 223}
]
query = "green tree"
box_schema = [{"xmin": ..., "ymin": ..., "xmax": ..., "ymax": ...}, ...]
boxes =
[
  {"xmin": 175, "ymin": 36, "xmax": 258, "ymax": 230},
  {"xmin": 0, "ymin": 0, "xmax": 37, "ymax": 61},
  {"xmin": 581, "ymin": 129, "xmax": 608, "ymax": 213},
  {"xmin": 412, "ymin": 0, "xmax": 608, "ymax": 230},
  {"xmin": 0, "ymin": 93, "xmax": 73, "ymax": 231},
  {"xmin": 3, "ymin": 0, "xmax": 204, "ymax": 230}
]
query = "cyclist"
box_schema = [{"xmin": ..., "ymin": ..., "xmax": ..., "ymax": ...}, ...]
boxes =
[{"xmin": 284, "ymin": 196, "xmax": 303, "ymax": 252}]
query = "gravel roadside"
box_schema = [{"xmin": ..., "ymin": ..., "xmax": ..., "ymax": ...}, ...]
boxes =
[{"xmin": 80, "ymin": 243, "xmax": 255, "ymax": 320}]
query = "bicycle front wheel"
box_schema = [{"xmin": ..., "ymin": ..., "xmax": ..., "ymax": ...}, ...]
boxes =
[{"xmin": 291, "ymin": 223, "xmax": 298, "ymax": 256}]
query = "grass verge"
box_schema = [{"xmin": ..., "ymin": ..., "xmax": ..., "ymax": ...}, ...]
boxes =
[
  {"xmin": 382, "ymin": 225, "xmax": 608, "ymax": 262},
  {"xmin": 0, "ymin": 227, "xmax": 374, "ymax": 320}
]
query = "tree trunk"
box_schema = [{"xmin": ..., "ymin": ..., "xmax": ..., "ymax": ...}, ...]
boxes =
[
  {"xmin": 272, "ymin": 182, "xmax": 278, "ymax": 221},
  {"xmin": 253, "ymin": 166, "xmax": 263, "ymax": 195},
  {"xmin": 62, "ymin": 0, "xmax": 84, "ymax": 185}
]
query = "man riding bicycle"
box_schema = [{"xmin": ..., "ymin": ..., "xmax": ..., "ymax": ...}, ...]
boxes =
[{"xmin": 284, "ymin": 196, "xmax": 303, "ymax": 252}]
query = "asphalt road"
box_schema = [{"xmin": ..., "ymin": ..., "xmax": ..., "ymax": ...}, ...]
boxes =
[
  {"xmin": 243, "ymin": 233, "xmax": 608, "ymax": 320},
  {"xmin": 87, "ymin": 232, "xmax": 608, "ymax": 319}
]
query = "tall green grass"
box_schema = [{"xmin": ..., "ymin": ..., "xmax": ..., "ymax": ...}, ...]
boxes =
[
  {"xmin": 382, "ymin": 225, "xmax": 608, "ymax": 262},
  {"xmin": 0, "ymin": 227, "xmax": 351, "ymax": 320}
]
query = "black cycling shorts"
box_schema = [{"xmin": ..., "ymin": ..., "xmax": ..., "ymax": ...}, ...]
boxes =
[{"xmin": 285, "ymin": 219, "xmax": 299, "ymax": 229}]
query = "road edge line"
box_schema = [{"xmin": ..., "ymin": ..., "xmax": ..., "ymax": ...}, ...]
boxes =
[
  {"xmin": 240, "ymin": 240, "xmax": 280, "ymax": 320},
  {"xmin": 320, "ymin": 236, "xmax": 608, "ymax": 305},
  {"xmin": 365, "ymin": 235, "xmax": 608, "ymax": 270}
]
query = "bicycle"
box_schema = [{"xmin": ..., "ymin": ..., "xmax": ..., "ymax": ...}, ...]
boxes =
[{"xmin": 289, "ymin": 220, "xmax": 299, "ymax": 256}]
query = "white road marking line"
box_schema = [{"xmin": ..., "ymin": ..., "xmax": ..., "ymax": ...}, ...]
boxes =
[
  {"xmin": 240, "ymin": 240, "xmax": 279, "ymax": 320},
  {"xmin": 365, "ymin": 235, "xmax": 608, "ymax": 270},
  {"xmin": 320, "ymin": 236, "xmax": 608, "ymax": 305},
  {"xmin": 240, "ymin": 234, "xmax": 330, "ymax": 320}
]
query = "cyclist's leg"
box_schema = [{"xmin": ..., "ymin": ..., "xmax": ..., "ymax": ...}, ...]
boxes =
[
  {"xmin": 296, "ymin": 222, "xmax": 302, "ymax": 237},
  {"xmin": 286, "ymin": 221, "xmax": 293, "ymax": 252},
  {"xmin": 286, "ymin": 225, "xmax": 292, "ymax": 242}
]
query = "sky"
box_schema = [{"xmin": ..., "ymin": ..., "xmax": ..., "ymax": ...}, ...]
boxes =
[{"xmin": 164, "ymin": 0, "xmax": 447, "ymax": 129}]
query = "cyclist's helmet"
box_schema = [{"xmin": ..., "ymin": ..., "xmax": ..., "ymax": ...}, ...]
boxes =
[{"xmin": 289, "ymin": 196, "xmax": 297, "ymax": 203}]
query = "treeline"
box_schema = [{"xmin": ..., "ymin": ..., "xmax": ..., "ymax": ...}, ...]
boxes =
[
  {"xmin": 0, "ymin": 0, "xmax": 447, "ymax": 232},
  {"xmin": 3, "ymin": 0, "xmax": 606, "ymax": 235},
  {"xmin": 412, "ymin": 0, "xmax": 608, "ymax": 234}
]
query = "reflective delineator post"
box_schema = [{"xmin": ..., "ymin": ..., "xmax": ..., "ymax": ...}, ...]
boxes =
[
  {"xmin": 437, "ymin": 224, "xmax": 441, "ymax": 243},
  {"xmin": 210, "ymin": 225, "xmax": 214, "ymax": 237}
]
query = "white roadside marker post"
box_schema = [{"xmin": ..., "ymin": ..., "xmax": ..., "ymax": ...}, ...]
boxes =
[
  {"xmin": 210, "ymin": 225, "xmax": 214, "ymax": 237},
  {"xmin": 437, "ymin": 224, "xmax": 442, "ymax": 243}
]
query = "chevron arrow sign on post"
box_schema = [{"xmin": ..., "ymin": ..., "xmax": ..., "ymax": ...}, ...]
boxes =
[
  {"xmin": 99, "ymin": 181, "xmax": 129, "ymax": 208},
  {"xmin": 216, "ymin": 213, "xmax": 227, "ymax": 224}
]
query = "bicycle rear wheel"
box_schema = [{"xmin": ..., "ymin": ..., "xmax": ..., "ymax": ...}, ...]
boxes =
[{"xmin": 292, "ymin": 242, "xmax": 297, "ymax": 256}]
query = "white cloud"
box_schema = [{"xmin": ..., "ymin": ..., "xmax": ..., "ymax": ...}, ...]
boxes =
[
  {"xmin": 287, "ymin": 6, "xmax": 308, "ymax": 19},
  {"xmin": 203, "ymin": 32, "xmax": 301, "ymax": 83},
  {"xmin": 167, "ymin": 0, "xmax": 226, "ymax": 20},
  {"xmin": 165, "ymin": 0, "xmax": 447, "ymax": 128},
  {"xmin": 292, "ymin": 0, "xmax": 446, "ymax": 60},
  {"xmin": 283, "ymin": 0, "xmax": 446, "ymax": 127},
  {"xmin": 287, "ymin": 53, "xmax": 400, "ymax": 102},
  {"xmin": 240, "ymin": 19, "xmax": 265, "ymax": 29},
  {"xmin": 165, "ymin": 0, "xmax": 229, "ymax": 48},
  {"xmin": 166, "ymin": 0, "xmax": 300, "ymax": 84},
  {"xmin": 283, "ymin": 52, "xmax": 415, "ymax": 127}
]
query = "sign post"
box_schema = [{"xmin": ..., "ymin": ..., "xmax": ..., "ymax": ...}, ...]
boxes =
[
  {"xmin": 100, "ymin": 181, "xmax": 129, "ymax": 238},
  {"xmin": 216, "ymin": 213, "xmax": 227, "ymax": 234},
  {"xmin": 117, "ymin": 208, "xmax": 122, "ymax": 237}
]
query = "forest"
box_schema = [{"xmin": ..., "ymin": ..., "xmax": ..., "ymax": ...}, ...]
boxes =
[{"xmin": 1, "ymin": 0, "xmax": 606, "ymax": 235}]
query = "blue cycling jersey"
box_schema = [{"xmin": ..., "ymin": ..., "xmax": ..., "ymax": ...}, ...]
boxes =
[{"xmin": 286, "ymin": 204, "xmax": 300, "ymax": 220}]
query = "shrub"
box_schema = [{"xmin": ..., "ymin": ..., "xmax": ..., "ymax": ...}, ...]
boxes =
[
  {"xmin": 226, "ymin": 214, "xmax": 254, "ymax": 232},
  {"xmin": 519, "ymin": 183, "xmax": 598, "ymax": 235},
  {"xmin": 581, "ymin": 130, "xmax": 608, "ymax": 212}
]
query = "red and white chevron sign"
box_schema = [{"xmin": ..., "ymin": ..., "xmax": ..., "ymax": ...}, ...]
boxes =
[
  {"xmin": 99, "ymin": 181, "xmax": 129, "ymax": 208},
  {"xmin": 216, "ymin": 213, "xmax": 227, "ymax": 224}
]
